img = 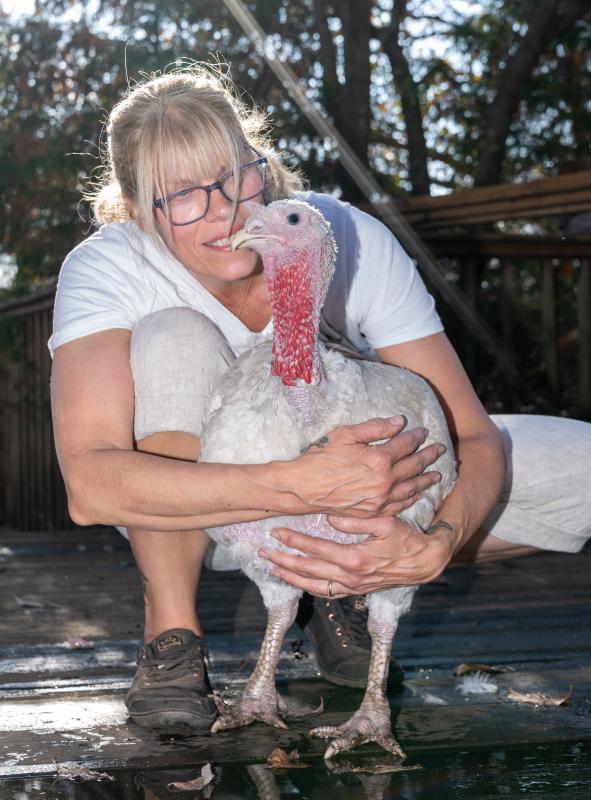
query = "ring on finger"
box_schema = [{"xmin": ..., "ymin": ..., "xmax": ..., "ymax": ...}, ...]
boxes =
[{"xmin": 327, "ymin": 579, "xmax": 334, "ymax": 598}]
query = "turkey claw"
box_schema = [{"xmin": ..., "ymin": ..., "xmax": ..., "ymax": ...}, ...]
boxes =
[
  {"xmin": 211, "ymin": 695, "xmax": 289, "ymax": 733},
  {"xmin": 285, "ymin": 697, "xmax": 324, "ymax": 720},
  {"xmin": 310, "ymin": 722, "xmax": 406, "ymax": 760}
]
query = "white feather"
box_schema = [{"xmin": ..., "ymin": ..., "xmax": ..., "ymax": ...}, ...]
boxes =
[
  {"xmin": 421, "ymin": 692, "xmax": 449, "ymax": 705},
  {"xmin": 456, "ymin": 672, "xmax": 499, "ymax": 695}
]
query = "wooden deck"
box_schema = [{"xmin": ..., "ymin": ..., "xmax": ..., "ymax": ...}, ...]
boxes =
[{"xmin": 0, "ymin": 526, "xmax": 590, "ymax": 799}]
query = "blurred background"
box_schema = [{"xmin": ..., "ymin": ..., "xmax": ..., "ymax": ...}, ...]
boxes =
[{"xmin": 1, "ymin": 0, "xmax": 590, "ymax": 529}]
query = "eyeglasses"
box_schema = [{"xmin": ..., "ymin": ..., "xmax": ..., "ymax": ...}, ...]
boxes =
[{"xmin": 153, "ymin": 154, "xmax": 268, "ymax": 226}]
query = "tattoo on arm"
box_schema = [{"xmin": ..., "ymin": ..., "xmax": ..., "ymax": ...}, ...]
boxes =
[
  {"xmin": 423, "ymin": 520, "xmax": 454, "ymax": 535},
  {"xmin": 301, "ymin": 435, "xmax": 329, "ymax": 453}
]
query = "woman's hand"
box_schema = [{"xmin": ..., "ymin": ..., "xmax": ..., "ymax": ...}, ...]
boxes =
[
  {"xmin": 283, "ymin": 416, "xmax": 445, "ymax": 518},
  {"xmin": 258, "ymin": 514, "xmax": 456, "ymax": 597}
]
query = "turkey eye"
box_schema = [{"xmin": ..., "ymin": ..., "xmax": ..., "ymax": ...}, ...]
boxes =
[{"xmin": 286, "ymin": 213, "xmax": 300, "ymax": 225}]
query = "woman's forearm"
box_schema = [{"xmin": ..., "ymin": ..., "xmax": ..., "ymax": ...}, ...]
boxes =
[
  {"xmin": 65, "ymin": 418, "xmax": 441, "ymax": 532},
  {"xmin": 67, "ymin": 448, "xmax": 293, "ymax": 530},
  {"xmin": 429, "ymin": 427, "xmax": 506, "ymax": 555}
]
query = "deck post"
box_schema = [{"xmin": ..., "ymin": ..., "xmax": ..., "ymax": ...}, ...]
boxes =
[
  {"xmin": 541, "ymin": 258, "xmax": 559, "ymax": 400},
  {"xmin": 578, "ymin": 258, "xmax": 590, "ymax": 419}
]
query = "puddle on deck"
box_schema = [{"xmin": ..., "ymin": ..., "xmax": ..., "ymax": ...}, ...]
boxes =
[{"xmin": 1, "ymin": 740, "xmax": 589, "ymax": 799}]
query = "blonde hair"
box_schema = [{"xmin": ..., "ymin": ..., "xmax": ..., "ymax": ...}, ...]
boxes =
[{"xmin": 87, "ymin": 63, "xmax": 304, "ymax": 245}]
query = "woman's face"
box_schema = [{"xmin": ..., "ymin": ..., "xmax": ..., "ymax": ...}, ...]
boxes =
[{"xmin": 155, "ymin": 156, "xmax": 265, "ymax": 291}]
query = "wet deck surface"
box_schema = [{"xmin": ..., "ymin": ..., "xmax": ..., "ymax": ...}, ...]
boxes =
[{"xmin": 0, "ymin": 526, "xmax": 590, "ymax": 799}]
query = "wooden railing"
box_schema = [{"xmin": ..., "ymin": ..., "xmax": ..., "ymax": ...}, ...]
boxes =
[
  {"xmin": 1, "ymin": 233, "xmax": 590, "ymax": 530},
  {"xmin": 0, "ymin": 289, "xmax": 72, "ymax": 531},
  {"xmin": 422, "ymin": 234, "xmax": 591, "ymax": 419},
  {"xmin": 398, "ymin": 171, "xmax": 591, "ymax": 229}
]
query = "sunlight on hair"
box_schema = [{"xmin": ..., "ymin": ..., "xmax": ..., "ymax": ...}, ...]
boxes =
[{"xmin": 84, "ymin": 59, "xmax": 305, "ymax": 248}]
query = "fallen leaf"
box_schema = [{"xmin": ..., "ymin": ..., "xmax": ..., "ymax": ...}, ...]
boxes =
[
  {"xmin": 168, "ymin": 763, "xmax": 214, "ymax": 791},
  {"xmin": 15, "ymin": 594, "xmax": 45, "ymax": 609},
  {"xmin": 507, "ymin": 685, "xmax": 574, "ymax": 706},
  {"xmin": 559, "ymin": 685, "xmax": 575, "ymax": 706},
  {"xmin": 454, "ymin": 662, "xmax": 505, "ymax": 676},
  {"xmin": 15, "ymin": 594, "xmax": 62, "ymax": 610},
  {"xmin": 266, "ymin": 748, "xmax": 308, "ymax": 769},
  {"xmin": 55, "ymin": 763, "xmax": 114, "ymax": 782}
]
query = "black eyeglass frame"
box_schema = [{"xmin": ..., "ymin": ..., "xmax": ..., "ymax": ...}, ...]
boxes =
[{"xmin": 153, "ymin": 153, "xmax": 268, "ymax": 227}]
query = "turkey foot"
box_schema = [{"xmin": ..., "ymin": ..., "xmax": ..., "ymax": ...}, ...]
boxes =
[
  {"xmin": 245, "ymin": 764, "xmax": 281, "ymax": 800},
  {"xmin": 212, "ymin": 688, "xmax": 290, "ymax": 731},
  {"xmin": 311, "ymin": 614, "xmax": 405, "ymax": 759},
  {"xmin": 213, "ymin": 687, "xmax": 323, "ymax": 732},
  {"xmin": 212, "ymin": 598, "xmax": 321, "ymax": 732},
  {"xmin": 310, "ymin": 703, "xmax": 405, "ymax": 759}
]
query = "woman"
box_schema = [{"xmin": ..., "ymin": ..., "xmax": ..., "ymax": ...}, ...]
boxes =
[{"xmin": 50, "ymin": 64, "xmax": 591, "ymax": 733}]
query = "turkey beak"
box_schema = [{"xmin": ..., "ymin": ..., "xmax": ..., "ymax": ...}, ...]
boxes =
[{"xmin": 231, "ymin": 229, "xmax": 282, "ymax": 251}]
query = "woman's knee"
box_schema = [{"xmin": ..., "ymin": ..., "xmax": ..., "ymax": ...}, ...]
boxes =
[
  {"xmin": 487, "ymin": 413, "xmax": 591, "ymax": 553},
  {"xmin": 130, "ymin": 307, "xmax": 235, "ymax": 440}
]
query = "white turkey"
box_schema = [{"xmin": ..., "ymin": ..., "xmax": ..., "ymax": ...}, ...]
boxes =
[{"xmin": 199, "ymin": 199, "xmax": 456, "ymax": 759}]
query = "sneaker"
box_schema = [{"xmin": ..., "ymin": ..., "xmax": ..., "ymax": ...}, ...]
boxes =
[
  {"xmin": 125, "ymin": 628, "xmax": 217, "ymax": 733},
  {"xmin": 298, "ymin": 594, "xmax": 405, "ymax": 689}
]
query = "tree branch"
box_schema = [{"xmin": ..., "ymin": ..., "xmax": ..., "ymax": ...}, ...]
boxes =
[
  {"xmin": 379, "ymin": 1, "xmax": 431, "ymax": 194},
  {"xmin": 370, "ymin": 133, "xmax": 470, "ymax": 175},
  {"xmin": 312, "ymin": 0, "xmax": 339, "ymax": 95},
  {"xmin": 369, "ymin": 133, "xmax": 407, "ymax": 149},
  {"xmin": 474, "ymin": 0, "xmax": 591, "ymax": 185}
]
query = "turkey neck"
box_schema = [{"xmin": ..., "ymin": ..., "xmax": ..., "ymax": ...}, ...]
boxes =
[{"xmin": 266, "ymin": 253, "xmax": 324, "ymax": 427}]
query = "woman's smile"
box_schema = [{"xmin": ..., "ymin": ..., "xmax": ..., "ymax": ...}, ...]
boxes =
[{"xmin": 204, "ymin": 221, "xmax": 246, "ymax": 252}]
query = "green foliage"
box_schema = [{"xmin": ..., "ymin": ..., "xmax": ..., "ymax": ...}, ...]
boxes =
[
  {"xmin": 0, "ymin": 14, "xmax": 126, "ymax": 289},
  {"xmin": 420, "ymin": 0, "xmax": 591, "ymax": 185},
  {"xmin": 1, "ymin": 0, "xmax": 590, "ymax": 292}
]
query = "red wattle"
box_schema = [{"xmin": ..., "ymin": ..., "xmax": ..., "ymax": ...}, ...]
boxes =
[{"xmin": 267, "ymin": 257, "xmax": 320, "ymax": 386}]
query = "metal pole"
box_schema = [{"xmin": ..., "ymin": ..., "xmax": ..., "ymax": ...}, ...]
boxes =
[{"xmin": 222, "ymin": 0, "xmax": 526, "ymax": 387}]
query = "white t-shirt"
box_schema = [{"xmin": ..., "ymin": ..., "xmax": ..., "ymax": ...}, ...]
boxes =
[{"xmin": 49, "ymin": 192, "xmax": 443, "ymax": 357}]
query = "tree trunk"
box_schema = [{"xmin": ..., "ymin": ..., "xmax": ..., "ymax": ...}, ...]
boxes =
[
  {"xmin": 315, "ymin": 0, "xmax": 339, "ymax": 107},
  {"xmin": 380, "ymin": 0, "xmax": 430, "ymax": 195},
  {"xmin": 340, "ymin": 0, "xmax": 371, "ymax": 164},
  {"xmin": 314, "ymin": 0, "xmax": 372, "ymax": 201},
  {"xmin": 475, "ymin": 0, "xmax": 590, "ymax": 186}
]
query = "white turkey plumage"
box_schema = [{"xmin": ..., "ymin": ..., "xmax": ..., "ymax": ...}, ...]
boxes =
[{"xmin": 199, "ymin": 199, "xmax": 456, "ymax": 759}]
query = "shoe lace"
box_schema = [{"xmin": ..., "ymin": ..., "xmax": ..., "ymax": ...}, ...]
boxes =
[
  {"xmin": 331, "ymin": 596, "xmax": 370, "ymax": 647},
  {"xmin": 143, "ymin": 646, "xmax": 203, "ymax": 682}
]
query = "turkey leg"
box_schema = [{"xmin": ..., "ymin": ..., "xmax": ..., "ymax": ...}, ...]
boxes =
[
  {"xmin": 213, "ymin": 596, "xmax": 321, "ymax": 731},
  {"xmin": 245, "ymin": 764, "xmax": 281, "ymax": 800},
  {"xmin": 310, "ymin": 612, "xmax": 405, "ymax": 759}
]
